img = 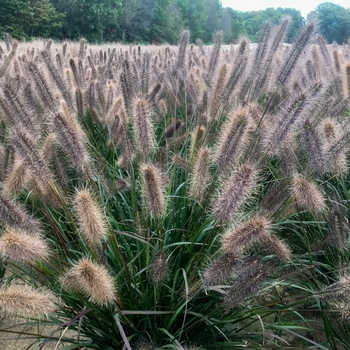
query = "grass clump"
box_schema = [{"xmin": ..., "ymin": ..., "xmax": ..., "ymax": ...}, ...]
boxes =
[{"xmin": 0, "ymin": 23, "xmax": 349, "ymax": 349}]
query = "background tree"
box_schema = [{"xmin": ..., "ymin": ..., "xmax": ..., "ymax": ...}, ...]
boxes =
[
  {"xmin": 177, "ymin": 0, "xmax": 208, "ymax": 41},
  {"xmin": 0, "ymin": 0, "xmax": 64, "ymax": 40},
  {"xmin": 51, "ymin": 0, "xmax": 122, "ymax": 42},
  {"xmin": 203, "ymin": 0, "xmax": 222, "ymax": 43},
  {"xmin": 150, "ymin": 0, "xmax": 185, "ymax": 44},
  {"xmin": 221, "ymin": 8, "xmax": 245, "ymax": 43},
  {"xmin": 275, "ymin": 8, "xmax": 303, "ymax": 42},
  {"xmin": 310, "ymin": 2, "xmax": 350, "ymax": 44}
]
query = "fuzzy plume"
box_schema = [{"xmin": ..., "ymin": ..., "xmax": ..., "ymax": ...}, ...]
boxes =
[
  {"xmin": 202, "ymin": 253, "xmax": 238, "ymax": 286},
  {"xmin": 1, "ymin": 83, "xmax": 39, "ymax": 136},
  {"xmin": 158, "ymin": 99, "xmax": 168, "ymax": 115},
  {"xmin": 276, "ymin": 22, "xmax": 316, "ymax": 86},
  {"xmin": 41, "ymin": 49, "xmax": 74, "ymax": 110},
  {"xmin": 176, "ymin": 30, "xmax": 190, "ymax": 71},
  {"xmin": 213, "ymin": 163, "xmax": 257, "ymax": 222},
  {"xmin": 209, "ymin": 63, "xmax": 227, "ymax": 118},
  {"xmin": 64, "ymin": 258, "xmax": 115, "ymax": 305},
  {"xmin": 291, "ymin": 175, "xmax": 326, "ymax": 214},
  {"xmin": 141, "ymin": 52, "xmax": 151, "ymax": 95},
  {"xmin": 0, "ymin": 285, "xmax": 55, "ymax": 318},
  {"xmin": 117, "ymin": 109, "xmax": 135, "ymax": 168},
  {"xmin": 164, "ymin": 119, "xmax": 183, "ymax": 139},
  {"xmin": 0, "ymin": 41, "xmax": 17, "ymax": 78},
  {"xmin": 260, "ymin": 233, "xmax": 292, "ymax": 261},
  {"xmin": 223, "ymin": 257, "xmax": 266, "ymax": 309},
  {"xmin": 204, "ymin": 31, "xmax": 222, "ymax": 87},
  {"xmin": 327, "ymin": 202, "xmax": 350, "ymax": 250},
  {"xmin": 333, "ymin": 50, "xmax": 340, "ymax": 73},
  {"xmin": 133, "ymin": 97, "xmax": 155, "ymax": 160},
  {"xmin": 264, "ymin": 91, "xmax": 310, "ymax": 155},
  {"xmin": 253, "ymin": 22, "xmax": 272, "ymax": 72},
  {"xmin": 0, "ymin": 228, "xmax": 49, "ymax": 263},
  {"xmin": 54, "ymin": 103, "xmax": 90, "ymax": 177},
  {"xmin": 3, "ymin": 159, "xmax": 28, "ymax": 195},
  {"xmin": 11, "ymin": 130, "xmax": 52, "ymax": 189},
  {"xmin": 141, "ymin": 164, "xmax": 165, "ymax": 217},
  {"xmin": 302, "ymin": 120, "xmax": 328, "ymax": 175},
  {"xmin": 151, "ymin": 251, "xmax": 167, "ymax": 284},
  {"xmin": 189, "ymin": 147, "xmax": 211, "ymax": 201},
  {"xmin": 321, "ymin": 118, "xmax": 339, "ymax": 143},
  {"xmin": 21, "ymin": 55, "xmax": 57, "ymax": 113},
  {"xmin": 190, "ymin": 125, "xmax": 206, "ymax": 157},
  {"xmin": 73, "ymin": 189, "xmax": 107, "ymax": 244},
  {"xmin": 259, "ymin": 180, "xmax": 291, "ymax": 218},
  {"xmin": 41, "ymin": 133, "xmax": 57, "ymax": 162},
  {"xmin": 214, "ymin": 108, "xmax": 250, "ymax": 170},
  {"xmin": 221, "ymin": 217, "xmax": 270, "ymax": 256},
  {"xmin": 0, "ymin": 192, "xmax": 41, "ymax": 233},
  {"xmin": 346, "ymin": 63, "xmax": 350, "ymax": 96}
]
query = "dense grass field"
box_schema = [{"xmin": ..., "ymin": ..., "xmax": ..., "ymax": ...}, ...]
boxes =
[{"xmin": 0, "ymin": 19, "xmax": 350, "ymax": 349}]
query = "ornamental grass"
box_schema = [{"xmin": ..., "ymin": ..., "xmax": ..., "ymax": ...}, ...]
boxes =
[{"xmin": 0, "ymin": 20, "xmax": 350, "ymax": 349}]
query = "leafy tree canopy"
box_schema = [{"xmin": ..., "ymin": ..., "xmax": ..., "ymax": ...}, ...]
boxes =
[
  {"xmin": 0, "ymin": 0, "xmax": 64, "ymax": 40},
  {"xmin": 1, "ymin": 0, "xmax": 349, "ymax": 44},
  {"xmin": 309, "ymin": 2, "xmax": 350, "ymax": 44}
]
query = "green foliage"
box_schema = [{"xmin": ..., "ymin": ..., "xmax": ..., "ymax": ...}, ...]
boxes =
[
  {"xmin": 51, "ymin": 0, "xmax": 122, "ymax": 41},
  {"xmin": 310, "ymin": 2, "xmax": 350, "ymax": 44},
  {"xmin": 0, "ymin": 0, "xmax": 64, "ymax": 40},
  {"xmin": 1, "ymin": 0, "xmax": 348, "ymax": 45}
]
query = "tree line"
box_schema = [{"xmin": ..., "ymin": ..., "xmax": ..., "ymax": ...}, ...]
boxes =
[{"xmin": 0, "ymin": 0, "xmax": 349, "ymax": 44}]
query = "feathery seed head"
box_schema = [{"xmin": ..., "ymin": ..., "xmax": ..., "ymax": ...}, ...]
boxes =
[
  {"xmin": 54, "ymin": 103, "xmax": 90, "ymax": 176},
  {"xmin": 321, "ymin": 118, "xmax": 339, "ymax": 143},
  {"xmin": 202, "ymin": 253, "xmax": 238, "ymax": 286},
  {"xmin": 3, "ymin": 159, "xmax": 28, "ymax": 195},
  {"xmin": 214, "ymin": 108, "xmax": 250, "ymax": 170},
  {"xmin": 264, "ymin": 91, "xmax": 310, "ymax": 155},
  {"xmin": 0, "ymin": 228, "xmax": 49, "ymax": 263},
  {"xmin": 302, "ymin": 120, "xmax": 328, "ymax": 175},
  {"xmin": 133, "ymin": 97, "xmax": 155, "ymax": 160},
  {"xmin": 345, "ymin": 63, "xmax": 350, "ymax": 96},
  {"xmin": 151, "ymin": 251, "xmax": 167, "ymax": 284},
  {"xmin": 134, "ymin": 339, "xmax": 155, "ymax": 350},
  {"xmin": 203, "ymin": 31, "xmax": 222, "ymax": 87},
  {"xmin": 190, "ymin": 125, "xmax": 206, "ymax": 157},
  {"xmin": 327, "ymin": 203, "xmax": 350, "ymax": 250},
  {"xmin": 164, "ymin": 119, "xmax": 183, "ymax": 138},
  {"xmin": 224, "ymin": 262, "xmax": 265, "ymax": 309},
  {"xmin": 41, "ymin": 133, "xmax": 57, "ymax": 162},
  {"xmin": 221, "ymin": 217, "xmax": 270, "ymax": 256},
  {"xmin": 64, "ymin": 258, "xmax": 115, "ymax": 305},
  {"xmin": 141, "ymin": 164, "xmax": 165, "ymax": 217},
  {"xmin": 11, "ymin": 129, "xmax": 52, "ymax": 188},
  {"xmin": 158, "ymin": 99, "xmax": 167, "ymax": 115},
  {"xmin": 189, "ymin": 147, "xmax": 211, "ymax": 201},
  {"xmin": 213, "ymin": 163, "xmax": 258, "ymax": 222},
  {"xmin": 74, "ymin": 189, "xmax": 107, "ymax": 244},
  {"xmin": 176, "ymin": 30, "xmax": 190, "ymax": 71},
  {"xmin": 291, "ymin": 174, "xmax": 326, "ymax": 214},
  {"xmin": 333, "ymin": 50, "xmax": 340, "ymax": 73},
  {"xmin": 209, "ymin": 63, "xmax": 228, "ymax": 118},
  {"xmin": 0, "ymin": 285, "xmax": 55, "ymax": 318},
  {"xmin": 0, "ymin": 192, "xmax": 41, "ymax": 234},
  {"xmin": 260, "ymin": 233, "xmax": 292, "ymax": 261},
  {"xmin": 276, "ymin": 21, "xmax": 316, "ymax": 86},
  {"xmin": 116, "ymin": 179, "xmax": 129, "ymax": 192}
]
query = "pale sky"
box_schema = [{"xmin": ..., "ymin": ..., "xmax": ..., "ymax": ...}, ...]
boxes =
[{"xmin": 221, "ymin": 0, "xmax": 350, "ymax": 18}]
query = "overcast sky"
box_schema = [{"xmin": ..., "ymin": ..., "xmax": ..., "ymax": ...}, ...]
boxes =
[{"xmin": 220, "ymin": 0, "xmax": 350, "ymax": 18}]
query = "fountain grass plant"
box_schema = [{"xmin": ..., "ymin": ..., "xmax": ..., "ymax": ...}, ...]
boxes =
[{"xmin": 0, "ymin": 19, "xmax": 349, "ymax": 349}]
